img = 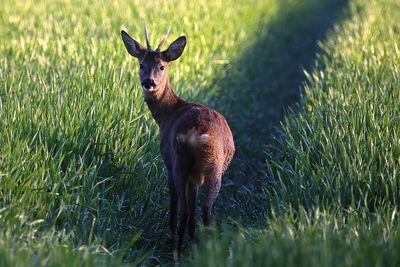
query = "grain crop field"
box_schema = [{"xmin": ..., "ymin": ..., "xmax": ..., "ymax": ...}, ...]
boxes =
[{"xmin": 0, "ymin": 0, "xmax": 399, "ymax": 266}]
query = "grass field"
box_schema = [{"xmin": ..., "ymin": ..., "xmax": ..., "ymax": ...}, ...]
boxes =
[{"xmin": 0, "ymin": 0, "xmax": 399, "ymax": 266}]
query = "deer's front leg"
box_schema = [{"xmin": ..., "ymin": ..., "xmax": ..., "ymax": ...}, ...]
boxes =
[
  {"xmin": 168, "ymin": 170, "xmax": 179, "ymax": 262},
  {"xmin": 172, "ymin": 161, "xmax": 190, "ymax": 260},
  {"xmin": 168, "ymin": 171, "xmax": 178, "ymax": 236}
]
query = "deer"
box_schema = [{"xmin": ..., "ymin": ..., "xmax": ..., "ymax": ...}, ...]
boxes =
[{"xmin": 120, "ymin": 26, "xmax": 235, "ymax": 259}]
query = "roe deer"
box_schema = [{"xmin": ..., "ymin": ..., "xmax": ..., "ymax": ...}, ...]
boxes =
[{"xmin": 121, "ymin": 26, "xmax": 235, "ymax": 258}]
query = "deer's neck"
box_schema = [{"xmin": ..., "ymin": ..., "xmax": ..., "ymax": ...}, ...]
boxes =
[{"xmin": 145, "ymin": 80, "xmax": 185, "ymax": 126}]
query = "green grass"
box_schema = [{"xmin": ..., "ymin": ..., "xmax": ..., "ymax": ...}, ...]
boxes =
[
  {"xmin": 188, "ymin": 209, "xmax": 400, "ymax": 267},
  {"xmin": 266, "ymin": 0, "xmax": 400, "ymax": 213},
  {"xmin": 1, "ymin": 0, "xmax": 399, "ymax": 265},
  {"xmin": 0, "ymin": 0, "xmax": 275, "ymax": 265},
  {"xmin": 187, "ymin": 0, "xmax": 400, "ymax": 266}
]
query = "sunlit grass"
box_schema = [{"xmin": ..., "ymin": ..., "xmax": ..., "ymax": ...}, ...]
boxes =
[
  {"xmin": 0, "ymin": 0, "xmax": 274, "ymax": 265},
  {"xmin": 1, "ymin": 0, "xmax": 399, "ymax": 265},
  {"xmin": 189, "ymin": 0, "xmax": 400, "ymax": 266}
]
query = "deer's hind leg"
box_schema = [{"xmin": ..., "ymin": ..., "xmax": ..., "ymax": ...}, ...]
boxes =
[
  {"xmin": 202, "ymin": 167, "xmax": 222, "ymax": 226},
  {"xmin": 187, "ymin": 177, "xmax": 199, "ymax": 243}
]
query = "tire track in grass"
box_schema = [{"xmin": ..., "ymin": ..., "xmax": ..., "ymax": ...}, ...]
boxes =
[{"xmin": 209, "ymin": 0, "xmax": 348, "ymax": 224}]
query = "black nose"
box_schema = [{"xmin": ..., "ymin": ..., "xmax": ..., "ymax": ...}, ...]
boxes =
[{"xmin": 142, "ymin": 79, "xmax": 156, "ymax": 89}]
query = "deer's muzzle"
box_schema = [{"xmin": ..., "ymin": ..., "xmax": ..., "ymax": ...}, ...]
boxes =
[{"xmin": 142, "ymin": 78, "xmax": 157, "ymax": 90}]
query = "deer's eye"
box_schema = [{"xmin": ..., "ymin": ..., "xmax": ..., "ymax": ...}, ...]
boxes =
[
  {"xmin": 160, "ymin": 65, "xmax": 165, "ymax": 71},
  {"xmin": 139, "ymin": 64, "xmax": 143, "ymax": 69}
]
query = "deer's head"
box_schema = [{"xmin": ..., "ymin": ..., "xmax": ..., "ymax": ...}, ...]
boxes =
[{"xmin": 121, "ymin": 26, "xmax": 186, "ymax": 100}]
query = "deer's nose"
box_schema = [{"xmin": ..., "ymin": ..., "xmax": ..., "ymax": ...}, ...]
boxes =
[{"xmin": 142, "ymin": 79, "xmax": 156, "ymax": 90}]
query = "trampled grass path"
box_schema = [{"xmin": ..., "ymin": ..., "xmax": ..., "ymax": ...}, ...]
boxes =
[
  {"xmin": 188, "ymin": 0, "xmax": 400, "ymax": 264},
  {"xmin": 5, "ymin": 0, "xmax": 399, "ymax": 265},
  {"xmin": 209, "ymin": 0, "xmax": 348, "ymax": 225}
]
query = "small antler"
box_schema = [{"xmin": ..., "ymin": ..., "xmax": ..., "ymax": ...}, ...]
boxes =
[
  {"xmin": 144, "ymin": 24, "xmax": 151, "ymax": 50},
  {"xmin": 156, "ymin": 27, "xmax": 171, "ymax": 52}
]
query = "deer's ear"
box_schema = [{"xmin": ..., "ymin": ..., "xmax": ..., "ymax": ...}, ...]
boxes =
[
  {"xmin": 161, "ymin": 36, "xmax": 186, "ymax": 62},
  {"xmin": 121, "ymin": 30, "xmax": 146, "ymax": 59}
]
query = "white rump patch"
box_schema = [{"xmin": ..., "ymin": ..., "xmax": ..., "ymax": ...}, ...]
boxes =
[
  {"xmin": 176, "ymin": 128, "xmax": 209, "ymax": 147},
  {"xmin": 189, "ymin": 133, "xmax": 209, "ymax": 147}
]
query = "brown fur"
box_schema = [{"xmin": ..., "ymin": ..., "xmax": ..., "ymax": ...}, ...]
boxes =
[{"xmin": 121, "ymin": 29, "xmax": 235, "ymax": 259}]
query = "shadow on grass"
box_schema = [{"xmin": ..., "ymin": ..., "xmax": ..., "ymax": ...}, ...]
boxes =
[
  {"xmin": 208, "ymin": 0, "xmax": 348, "ymax": 225},
  {"xmin": 124, "ymin": 1, "xmax": 349, "ymax": 263}
]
